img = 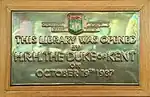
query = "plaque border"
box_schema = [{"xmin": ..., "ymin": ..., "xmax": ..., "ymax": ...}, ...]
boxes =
[{"xmin": 0, "ymin": 0, "xmax": 150, "ymax": 96}]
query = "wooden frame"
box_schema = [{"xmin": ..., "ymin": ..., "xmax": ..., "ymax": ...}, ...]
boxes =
[{"xmin": 0, "ymin": 0, "xmax": 150, "ymax": 96}]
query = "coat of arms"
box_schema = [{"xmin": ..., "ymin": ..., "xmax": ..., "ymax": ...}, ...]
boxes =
[{"xmin": 68, "ymin": 13, "xmax": 83, "ymax": 35}]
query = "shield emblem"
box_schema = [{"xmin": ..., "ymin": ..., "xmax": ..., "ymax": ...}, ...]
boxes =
[{"xmin": 68, "ymin": 13, "xmax": 83, "ymax": 35}]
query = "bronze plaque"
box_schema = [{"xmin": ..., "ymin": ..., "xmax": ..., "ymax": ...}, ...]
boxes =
[{"xmin": 11, "ymin": 11, "xmax": 139, "ymax": 85}]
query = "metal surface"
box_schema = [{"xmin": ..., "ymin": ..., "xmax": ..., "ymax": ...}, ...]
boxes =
[{"xmin": 11, "ymin": 11, "xmax": 140, "ymax": 85}]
